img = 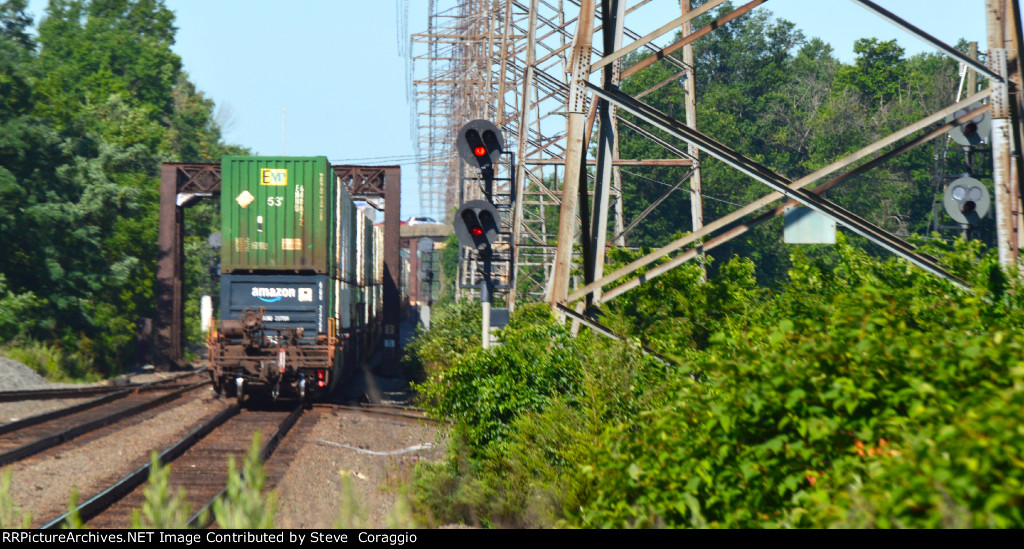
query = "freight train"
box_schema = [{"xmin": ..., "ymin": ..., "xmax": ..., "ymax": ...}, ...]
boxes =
[{"xmin": 207, "ymin": 156, "xmax": 383, "ymax": 402}]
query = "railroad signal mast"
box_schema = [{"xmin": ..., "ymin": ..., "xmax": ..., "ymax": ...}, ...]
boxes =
[
  {"xmin": 454, "ymin": 120, "xmax": 515, "ymax": 347},
  {"xmin": 930, "ymin": 43, "xmax": 995, "ymax": 241}
]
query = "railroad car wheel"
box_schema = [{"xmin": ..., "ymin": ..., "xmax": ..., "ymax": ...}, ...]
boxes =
[{"xmin": 210, "ymin": 375, "xmax": 224, "ymax": 398}]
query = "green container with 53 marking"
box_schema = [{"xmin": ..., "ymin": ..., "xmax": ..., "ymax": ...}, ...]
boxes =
[{"xmin": 220, "ymin": 156, "xmax": 334, "ymax": 273}]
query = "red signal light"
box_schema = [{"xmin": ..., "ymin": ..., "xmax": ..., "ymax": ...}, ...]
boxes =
[
  {"xmin": 471, "ymin": 226, "xmax": 484, "ymax": 237},
  {"xmin": 473, "ymin": 145, "xmax": 487, "ymax": 157}
]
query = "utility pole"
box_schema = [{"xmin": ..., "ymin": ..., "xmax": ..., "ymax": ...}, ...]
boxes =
[
  {"xmin": 682, "ymin": 0, "xmax": 705, "ymax": 277},
  {"xmin": 987, "ymin": 0, "xmax": 1024, "ymax": 268},
  {"xmin": 550, "ymin": 0, "xmax": 596, "ymax": 306}
]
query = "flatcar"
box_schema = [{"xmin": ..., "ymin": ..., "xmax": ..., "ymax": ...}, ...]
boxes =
[{"xmin": 207, "ymin": 156, "xmax": 383, "ymax": 402}]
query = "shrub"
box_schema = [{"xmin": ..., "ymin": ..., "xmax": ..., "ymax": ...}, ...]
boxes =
[
  {"xmin": 0, "ymin": 275, "xmax": 42, "ymax": 342},
  {"xmin": 577, "ymin": 241, "xmax": 1024, "ymax": 527},
  {"xmin": 417, "ymin": 308, "xmax": 584, "ymax": 450},
  {"xmin": 132, "ymin": 453, "xmax": 194, "ymax": 529},
  {"xmin": 403, "ymin": 301, "xmax": 481, "ymax": 383},
  {"xmin": 410, "ymin": 236, "xmax": 1024, "ymax": 529},
  {"xmin": 0, "ymin": 470, "xmax": 30, "ymax": 529},
  {"xmin": 0, "ymin": 339, "xmax": 96, "ymax": 383},
  {"xmin": 212, "ymin": 433, "xmax": 278, "ymax": 529},
  {"xmin": 792, "ymin": 363, "xmax": 1024, "ymax": 528},
  {"xmin": 411, "ymin": 304, "xmax": 672, "ymax": 526}
]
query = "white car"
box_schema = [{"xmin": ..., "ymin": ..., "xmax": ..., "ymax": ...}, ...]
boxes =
[{"xmin": 407, "ymin": 216, "xmax": 441, "ymax": 225}]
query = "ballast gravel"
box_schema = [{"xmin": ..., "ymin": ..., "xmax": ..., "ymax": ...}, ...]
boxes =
[
  {"xmin": 6, "ymin": 391, "xmax": 232, "ymax": 527},
  {"xmin": 273, "ymin": 407, "xmax": 444, "ymax": 529},
  {"xmin": 0, "ymin": 356, "xmax": 446, "ymax": 529}
]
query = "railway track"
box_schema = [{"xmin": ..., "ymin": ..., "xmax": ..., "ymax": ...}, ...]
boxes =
[
  {"xmin": 42, "ymin": 402, "xmax": 304, "ymax": 529},
  {"xmin": 323, "ymin": 402, "xmax": 433, "ymax": 423},
  {"xmin": 0, "ymin": 369, "xmax": 206, "ymax": 403},
  {"xmin": 0, "ymin": 376, "xmax": 209, "ymax": 467}
]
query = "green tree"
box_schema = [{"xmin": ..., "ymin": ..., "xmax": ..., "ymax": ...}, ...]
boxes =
[
  {"xmin": 837, "ymin": 38, "xmax": 910, "ymax": 107},
  {"xmin": 0, "ymin": 0, "xmax": 35, "ymax": 117},
  {"xmin": 35, "ymin": 0, "xmax": 180, "ymax": 144},
  {"xmin": 0, "ymin": 0, "xmax": 243, "ymax": 375}
]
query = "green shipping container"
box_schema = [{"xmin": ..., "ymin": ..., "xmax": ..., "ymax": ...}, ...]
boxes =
[{"xmin": 221, "ymin": 156, "xmax": 334, "ymax": 273}]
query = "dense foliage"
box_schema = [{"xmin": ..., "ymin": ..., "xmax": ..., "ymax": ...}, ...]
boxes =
[
  {"xmin": 410, "ymin": 303, "xmax": 669, "ymax": 526},
  {"xmin": 578, "ymin": 237, "xmax": 1024, "ymax": 528},
  {"xmin": 411, "ymin": 237, "xmax": 1024, "ymax": 528},
  {"xmin": 0, "ymin": 0, "xmax": 244, "ymax": 378}
]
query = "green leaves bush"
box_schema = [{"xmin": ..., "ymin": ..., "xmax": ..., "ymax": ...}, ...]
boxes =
[
  {"xmin": 411, "ymin": 303, "xmax": 671, "ymax": 526},
  {"xmin": 412, "ymin": 236, "xmax": 1024, "ymax": 528},
  {"xmin": 403, "ymin": 301, "xmax": 481, "ymax": 383},
  {"xmin": 212, "ymin": 433, "xmax": 278, "ymax": 529},
  {"xmin": 132, "ymin": 453, "xmax": 193, "ymax": 529},
  {"xmin": 417, "ymin": 304, "xmax": 585, "ymax": 450},
  {"xmin": 796, "ymin": 370, "xmax": 1024, "ymax": 528},
  {"xmin": 577, "ymin": 239, "xmax": 1024, "ymax": 528}
]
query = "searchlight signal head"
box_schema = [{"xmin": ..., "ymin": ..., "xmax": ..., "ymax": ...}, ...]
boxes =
[
  {"xmin": 456, "ymin": 120, "xmax": 505, "ymax": 170},
  {"xmin": 947, "ymin": 104, "xmax": 991, "ymax": 147},
  {"xmin": 454, "ymin": 200, "xmax": 501, "ymax": 253},
  {"xmin": 943, "ymin": 176, "xmax": 990, "ymax": 226}
]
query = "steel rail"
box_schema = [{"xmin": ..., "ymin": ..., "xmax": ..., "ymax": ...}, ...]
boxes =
[
  {"xmin": 186, "ymin": 404, "xmax": 305, "ymax": 528},
  {"xmin": 0, "ymin": 381, "xmax": 208, "ymax": 467},
  {"xmin": 0, "ymin": 369, "xmax": 205, "ymax": 436},
  {"xmin": 0, "ymin": 369, "xmax": 205, "ymax": 403},
  {"xmin": 0, "ymin": 386, "xmax": 130, "ymax": 403},
  {"xmin": 324, "ymin": 403, "xmax": 435, "ymax": 422},
  {"xmin": 40, "ymin": 404, "xmax": 241, "ymax": 529}
]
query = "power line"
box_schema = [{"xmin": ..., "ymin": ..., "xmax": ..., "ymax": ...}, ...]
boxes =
[
  {"xmin": 330, "ymin": 151, "xmax": 449, "ymax": 165},
  {"xmin": 620, "ymin": 168, "xmax": 747, "ymax": 208}
]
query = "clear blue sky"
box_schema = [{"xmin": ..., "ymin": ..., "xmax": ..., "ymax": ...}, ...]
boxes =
[{"xmin": 24, "ymin": 1, "xmax": 988, "ymax": 219}]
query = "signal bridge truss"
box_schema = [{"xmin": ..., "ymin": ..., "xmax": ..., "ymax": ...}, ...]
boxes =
[{"xmin": 410, "ymin": 0, "xmax": 1024, "ymax": 318}]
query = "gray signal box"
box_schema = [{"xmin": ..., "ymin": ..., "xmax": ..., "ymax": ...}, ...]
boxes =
[{"xmin": 784, "ymin": 205, "xmax": 837, "ymax": 245}]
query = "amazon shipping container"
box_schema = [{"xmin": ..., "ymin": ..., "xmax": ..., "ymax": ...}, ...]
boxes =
[{"xmin": 220, "ymin": 274, "xmax": 328, "ymax": 335}]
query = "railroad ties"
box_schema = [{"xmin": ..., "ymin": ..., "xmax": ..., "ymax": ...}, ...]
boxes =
[{"xmin": 0, "ymin": 371, "xmax": 207, "ymax": 467}]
